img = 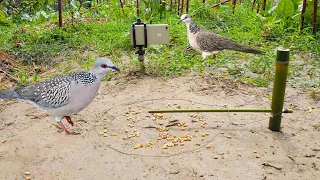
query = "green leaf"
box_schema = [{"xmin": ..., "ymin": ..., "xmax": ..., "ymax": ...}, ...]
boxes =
[{"xmin": 275, "ymin": 0, "xmax": 295, "ymax": 18}]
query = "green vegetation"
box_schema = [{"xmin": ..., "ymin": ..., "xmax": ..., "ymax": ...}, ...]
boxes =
[{"xmin": 0, "ymin": 1, "xmax": 319, "ymax": 90}]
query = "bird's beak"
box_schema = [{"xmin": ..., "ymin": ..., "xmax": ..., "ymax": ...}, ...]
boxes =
[
  {"xmin": 110, "ymin": 66, "xmax": 120, "ymax": 71},
  {"xmin": 178, "ymin": 19, "xmax": 183, "ymax": 24}
]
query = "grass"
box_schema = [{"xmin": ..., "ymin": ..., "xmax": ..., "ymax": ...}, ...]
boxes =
[{"xmin": 0, "ymin": 2, "xmax": 319, "ymax": 90}]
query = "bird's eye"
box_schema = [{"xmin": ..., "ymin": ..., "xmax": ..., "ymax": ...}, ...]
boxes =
[{"xmin": 101, "ymin": 64, "xmax": 108, "ymax": 68}]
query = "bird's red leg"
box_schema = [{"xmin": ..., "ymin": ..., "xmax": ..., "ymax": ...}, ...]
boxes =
[
  {"xmin": 65, "ymin": 116, "xmax": 74, "ymax": 126},
  {"xmin": 57, "ymin": 122, "xmax": 78, "ymax": 135}
]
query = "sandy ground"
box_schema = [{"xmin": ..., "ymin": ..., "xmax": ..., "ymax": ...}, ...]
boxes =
[{"xmin": 0, "ymin": 73, "xmax": 319, "ymax": 180}]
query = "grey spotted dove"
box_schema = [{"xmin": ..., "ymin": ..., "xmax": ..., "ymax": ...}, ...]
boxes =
[
  {"xmin": 0, "ymin": 57, "xmax": 120, "ymax": 135},
  {"xmin": 178, "ymin": 14, "xmax": 265, "ymax": 60}
]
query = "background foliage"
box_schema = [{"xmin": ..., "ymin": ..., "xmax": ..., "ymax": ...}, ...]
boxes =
[{"xmin": 0, "ymin": 0, "xmax": 319, "ymax": 89}]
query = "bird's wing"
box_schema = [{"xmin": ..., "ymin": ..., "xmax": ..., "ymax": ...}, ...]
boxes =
[
  {"xmin": 15, "ymin": 76, "xmax": 72, "ymax": 108},
  {"xmin": 196, "ymin": 30, "xmax": 238, "ymax": 52}
]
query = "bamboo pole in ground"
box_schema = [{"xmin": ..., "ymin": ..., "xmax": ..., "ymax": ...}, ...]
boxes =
[
  {"xmin": 268, "ymin": 48, "xmax": 290, "ymax": 132},
  {"xmin": 149, "ymin": 109, "xmax": 293, "ymax": 113}
]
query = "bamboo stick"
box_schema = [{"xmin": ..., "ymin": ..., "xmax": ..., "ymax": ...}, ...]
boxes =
[
  {"xmin": 149, "ymin": 109, "xmax": 293, "ymax": 113},
  {"xmin": 268, "ymin": 48, "xmax": 290, "ymax": 132}
]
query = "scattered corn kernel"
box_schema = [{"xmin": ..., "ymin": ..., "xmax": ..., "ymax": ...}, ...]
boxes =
[
  {"xmin": 111, "ymin": 133, "xmax": 118, "ymax": 136},
  {"xmin": 24, "ymin": 172, "xmax": 30, "ymax": 175},
  {"xmin": 207, "ymin": 145, "xmax": 212, "ymax": 149},
  {"xmin": 201, "ymin": 133, "xmax": 206, "ymax": 137},
  {"xmin": 103, "ymin": 125, "xmax": 108, "ymax": 129},
  {"xmin": 226, "ymin": 136, "xmax": 232, "ymax": 139},
  {"xmin": 25, "ymin": 177, "xmax": 31, "ymax": 180},
  {"xmin": 213, "ymin": 156, "xmax": 218, "ymax": 159},
  {"xmin": 196, "ymin": 143, "xmax": 200, "ymax": 146}
]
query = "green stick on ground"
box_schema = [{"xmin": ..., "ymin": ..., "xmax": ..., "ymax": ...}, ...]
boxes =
[{"xmin": 148, "ymin": 109, "xmax": 293, "ymax": 113}]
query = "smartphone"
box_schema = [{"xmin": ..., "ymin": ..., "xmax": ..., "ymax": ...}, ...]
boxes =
[{"xmin": 130, "ymin": 24, "xmax": 170, "ymax": 46}]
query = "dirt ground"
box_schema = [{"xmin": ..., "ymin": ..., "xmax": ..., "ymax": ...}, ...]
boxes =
[{"xmin": 0, "ymin": 73, "xmax": 319, "ymax": 180}]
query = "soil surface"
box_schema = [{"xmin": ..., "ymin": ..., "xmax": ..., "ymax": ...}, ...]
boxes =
[{"xmin": 1, "ymin": 73, "xmax": 319, "ymax": 180}]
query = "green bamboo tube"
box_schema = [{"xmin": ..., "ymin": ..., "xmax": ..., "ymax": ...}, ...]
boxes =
[
  {"xmin": 269, "ymin": 48, "xmax": 290, "ymax": 132},
  {"xmin": 149, "ymin": 109, "xmax": 293, "ymax": 113}
]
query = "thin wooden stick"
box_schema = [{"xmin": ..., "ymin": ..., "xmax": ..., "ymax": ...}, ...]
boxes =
[
  {"xmin": 136, "ymin": 0, "xmax": 139, "ymax": 16},
  {"xmin": 262, "ymin": 0, "xmax": 266, "ymax": 10},
  {"xmin": 300, "ymin": 0, "xmax": 307, "ymax": 30},
  {"xmin": 252, "ymin": 0, "xmax": 256, "ymax": 11},
  {"xmin": 181, "ymin": 0, "xmax": 184, "ymax": 14},
  {"xmin": 58, "ymin": 0, "xmax": 63, "ymax": 27},
  {"xmin": 177, "ymin": 0, "xmax": 180, "ymax": 15},
  {"xmin": 232, "ymin": 0, "xmax": 236, "ymax": 13},
  {"xmin": 312, "ymin": 0, "xmax": 318, "ymax": 35},
  {"xmin": 186, "ymin": 0, "xmax": 189, "ymax": 13}
]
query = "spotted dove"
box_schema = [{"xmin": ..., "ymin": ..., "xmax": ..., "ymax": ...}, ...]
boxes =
[
  {"xmin": 0, "ymin": 57, "xmax": 120, "ymax": 135},
  {"xmin": 178, "ymin": 14, "xmax": 265, "ymax": 60}
]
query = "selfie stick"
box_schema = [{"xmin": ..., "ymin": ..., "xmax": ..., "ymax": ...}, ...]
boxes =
[{"xmin": 132, "ymin": 19, "xmax": 148, "ymax": 72}]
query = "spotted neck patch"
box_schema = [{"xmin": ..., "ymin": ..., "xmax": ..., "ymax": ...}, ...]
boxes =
[
  {"xmin": 189, "ymin": 22, "xmax": 200, "ymax": 34},
  {"xmin": 71, "ymin": 72, "xmax": 97, "ymax": 85}
]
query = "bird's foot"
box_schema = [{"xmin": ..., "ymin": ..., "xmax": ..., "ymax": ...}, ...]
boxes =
[
  {"xmin": 57, "ymin": 122, "xmax": 79, "ymax": 135},
  {"xmin": 65, "ymin": 116, "xmax": 74, "ymax": 126},
  {"xmin": 184, "ymin": 45, "xmax": 191, "ymax": 52}
]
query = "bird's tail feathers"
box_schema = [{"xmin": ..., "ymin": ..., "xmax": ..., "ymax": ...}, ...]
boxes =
[
  {"xmin": 0, "ymin": 90, "xmax": 21, "ymax": 99},
  {"xmin": 234, "ymin": 44, "xmax": 265, "ymax": 55}
]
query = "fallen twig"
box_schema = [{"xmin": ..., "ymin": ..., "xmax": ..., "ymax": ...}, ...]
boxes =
[{"xmin": 262, "ymin": 162, "xmax": 282, "ymax": 170}]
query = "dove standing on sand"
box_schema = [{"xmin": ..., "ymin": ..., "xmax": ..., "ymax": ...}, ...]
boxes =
[
  {"xmin": 0, "ymin": 57, "xmax": 120, "ymax": 135},
  {"xmin": 178, "ymin": 14, "xmax": 265, "ymax": 60}
]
